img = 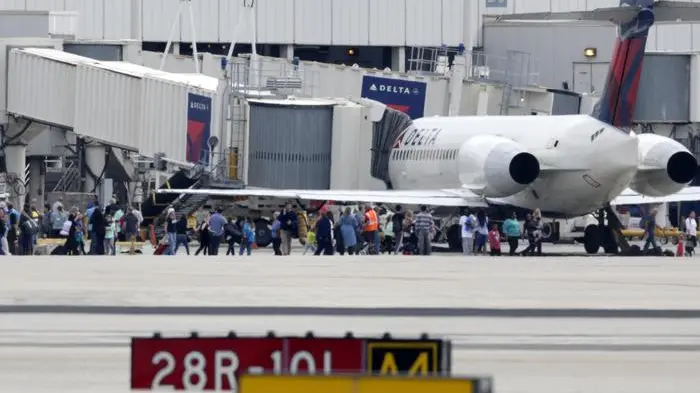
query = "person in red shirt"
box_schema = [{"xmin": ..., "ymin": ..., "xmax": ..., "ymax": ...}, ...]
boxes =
[{"xmin": 488, "ymin": 223, "xmax": 502, "ymax": 256}]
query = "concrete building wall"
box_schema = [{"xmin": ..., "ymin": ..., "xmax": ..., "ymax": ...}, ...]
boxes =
[
  {"xmin": 1, "ymin": 0, "xmax": 476, "ymax": 46},
  {"xmin": 2, "ymin": 0, "xmax": 700, "ymax": 51},
  {"xmin": 483, "ymin": 22, "xmax": 616, "ymax": 91}
]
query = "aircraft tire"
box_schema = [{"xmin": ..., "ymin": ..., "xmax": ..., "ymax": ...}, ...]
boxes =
[
  {"xmin": 602, "ymin": 226, "xmax": 618, "ymax": 254},
  {"xmin": 583, "ymin": 224, "xmax": 601, "ymax": 254},
  {"xmin": 447, "ymin": 224, "xmax": 462, "ymax": 252},
  {"xmin": 254, "ymin": 218, "xmax": 272, "ymax": 248},
  {"xmin": 541, "ymin": 222, "xmax": 552, "ymax": 239}
]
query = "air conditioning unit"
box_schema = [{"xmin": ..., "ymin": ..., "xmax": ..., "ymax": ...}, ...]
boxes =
[{"xmin": 266, "ymin": 77, "xmax": 303, "ymax": 90}]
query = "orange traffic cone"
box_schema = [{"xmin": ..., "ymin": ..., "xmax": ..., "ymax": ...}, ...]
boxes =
[{"xmin": 252, "ymin": 241, "xmax": 258, "ymax": 249}]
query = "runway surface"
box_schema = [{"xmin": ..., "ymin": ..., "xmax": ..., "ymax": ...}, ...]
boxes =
[{"xmin": 2, "ymin": 255, "xmax": 700, "ymax": 393}]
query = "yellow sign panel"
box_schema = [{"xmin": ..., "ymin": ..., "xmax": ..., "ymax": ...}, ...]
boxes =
[
  {"xmin": 366, "ymin": 341, "xmax": 439, "ymax": 376},
  {"xmin": 240, "ymin": 374, "xmax": 474, "ymax": 393}
]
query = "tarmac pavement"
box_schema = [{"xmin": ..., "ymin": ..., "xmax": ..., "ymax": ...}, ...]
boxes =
[{"xmin": 1, "ymin": 255, "xmax": 699, "ymax": 393}]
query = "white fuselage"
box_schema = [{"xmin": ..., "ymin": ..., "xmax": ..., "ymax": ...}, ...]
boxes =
[{"xmin": 387, "ymin": 114, "xmax": 640, "ymax": 216}]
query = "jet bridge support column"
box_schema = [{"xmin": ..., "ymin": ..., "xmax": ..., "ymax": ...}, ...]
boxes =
[
  {"xmin": 280, "ymin": 44, "xmax": 294, "ymax": 61},
  {"xmin": 84, "ymin": 143, "xmax": 107, "ymax": 195},
  {"xmin": 5, "ymin": 142, "xmax": 26, "ymax": 207},
  {"xmin": 448, "ymin": 54, "xmax": 468, "ymax": 116},
  {"xmin": 391, "ymin": 47, "xmax": 406, "ymax": 73}
]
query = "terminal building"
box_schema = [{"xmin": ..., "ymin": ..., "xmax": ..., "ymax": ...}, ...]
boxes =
[{"xmin": 0, "ymin": 0, "xmax": 698, "ymax": 236}]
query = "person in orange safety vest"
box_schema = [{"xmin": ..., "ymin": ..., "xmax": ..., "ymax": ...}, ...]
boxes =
[{"xmin": 363, "ymin": 205, "xmax": 380, "ymax": 254}]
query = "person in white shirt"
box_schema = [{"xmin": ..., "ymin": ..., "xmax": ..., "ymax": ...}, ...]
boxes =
[
  {"xmin": 458, "ymin": 208, "xmax": 476, "ymax": 255},
  {"xmin": 685, "ymin": 211, "xmax": 697, "ymax": 255}
]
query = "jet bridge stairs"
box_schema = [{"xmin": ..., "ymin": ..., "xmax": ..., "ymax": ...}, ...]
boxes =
[{"xmin": 141, "ymin": 159, "xmax": 244, "ymax": 229}]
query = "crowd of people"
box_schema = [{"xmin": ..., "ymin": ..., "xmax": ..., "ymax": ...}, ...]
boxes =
[
  {"xmin": 459, "ymin": 207, "xmax": 548, "ymax": 256},
  {"xmin": 3, "ymin": 195, "xmax": 697, "ymax": 257},
  {"xmin": 269, "ymin": 203, "xmax": 438, "ymax": 256},
  {"xmin": 0, "ymin": 197, "xmax": 144, "ymax": 256}
]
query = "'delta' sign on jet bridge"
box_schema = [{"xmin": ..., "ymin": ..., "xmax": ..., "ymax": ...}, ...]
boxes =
[
  {"xmin": 361, "ymin": 75, "xmax": 426, "ymax": 119},
  {"xmin": 186, "ymin": 93, "xmax": 212, "ymax": 165}
]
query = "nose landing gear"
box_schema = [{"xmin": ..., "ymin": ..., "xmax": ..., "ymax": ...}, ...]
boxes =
[{"xmin": 583, "ymin": 204, "xmax": 631, "ymax": 255}]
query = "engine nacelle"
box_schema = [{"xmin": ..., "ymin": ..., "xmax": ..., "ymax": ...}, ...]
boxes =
[
  {"xmin": 457, "ymin": 135, "xmax": 540, "ymax": 197},
  {"xmin": 629, "ymin": 133, "xmax": 697, "ymax": 196}
]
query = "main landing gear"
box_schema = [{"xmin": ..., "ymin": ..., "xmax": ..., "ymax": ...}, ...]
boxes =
[{"xmin": 582, "ymin": 204, "xmax": 631, "ymax": 255}]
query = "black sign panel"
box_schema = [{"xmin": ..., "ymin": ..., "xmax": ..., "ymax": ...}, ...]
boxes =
[{"xmin": 365, "ymin": 339, "xmax": 447, "ymax": 376}]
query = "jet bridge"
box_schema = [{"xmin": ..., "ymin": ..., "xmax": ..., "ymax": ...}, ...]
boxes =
[{"xmin": 3, "ymin": 47, "xmax": 225, "ymax": 197}]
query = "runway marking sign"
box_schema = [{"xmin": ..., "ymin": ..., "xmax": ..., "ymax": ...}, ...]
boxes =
[
  {"xmin": 130, "ymin": 337, "xmax": 363, "ymax": 391},
  {"xmin": 130, "ymin": 334, "xmax": 452, "ymax": 390}
]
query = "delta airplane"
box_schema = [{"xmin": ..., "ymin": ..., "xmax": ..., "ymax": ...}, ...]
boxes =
[{"xmin": 161, "ymin": 0, "xmax": 700, "ymax": 254}]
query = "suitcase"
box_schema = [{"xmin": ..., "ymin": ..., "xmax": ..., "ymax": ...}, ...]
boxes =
[
  {"xmin": 154, "ymin": 243, "xmax": 167, "ymax": 255},
  {"xmin": 51, "ymin": 245, "xmax": 66, "ymax": 255}
]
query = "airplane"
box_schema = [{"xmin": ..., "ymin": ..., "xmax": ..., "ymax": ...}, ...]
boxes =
[{"xmin": 159, "ymin": 0, "xmax": 700, "ymax": 255}]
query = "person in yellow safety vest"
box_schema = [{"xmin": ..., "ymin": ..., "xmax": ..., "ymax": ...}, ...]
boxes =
[
  {"xmin": 30, "ymin": 204, "xmax": 40, "ymax": 246},
  {"xmin": 363, "ymin": 205, "xmax": 380, "ymax": 254}
]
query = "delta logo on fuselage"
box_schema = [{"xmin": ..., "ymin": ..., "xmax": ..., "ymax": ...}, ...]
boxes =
[
  {"xmin": 392, "ymin": 127, "xmax": 442, "ymax": 149},
  {"xmin": 369, "ymin": 83, "xmax": 421, "ymax": 96}
]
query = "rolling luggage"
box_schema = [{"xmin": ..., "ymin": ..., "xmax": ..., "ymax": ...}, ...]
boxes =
[{"xmin": 153, "ymin": 243, "xmax": 167, "ymax": 255}]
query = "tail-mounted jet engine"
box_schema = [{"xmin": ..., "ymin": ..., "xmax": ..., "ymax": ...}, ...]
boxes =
[
  {"xmin": 629, "ymin": 133, "xmax": 697, "ymax": 196},
  {"xmin": 457, "ymin": 135, "xmax": 540, "ymax": 197}
]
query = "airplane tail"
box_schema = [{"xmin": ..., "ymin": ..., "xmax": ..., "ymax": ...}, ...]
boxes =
[
  {"xmin": 494, "ymin": 1, "xmax": 700, "ymax": 127},
  {"xmin": 594, "ymin": 0, "xmax": 655, "ymax": 128}
]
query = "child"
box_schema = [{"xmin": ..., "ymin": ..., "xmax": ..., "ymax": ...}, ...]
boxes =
[
  {"xmin": 239, "ymin": 218, "xmax": 255, "ymax": 256},
  {"xmin": 488, "ymin": 223, "xmax": 501, "ymax": 256},
  {"xmin": 303, "ymin": 227, "xmax": 317, "ymax": 255}
]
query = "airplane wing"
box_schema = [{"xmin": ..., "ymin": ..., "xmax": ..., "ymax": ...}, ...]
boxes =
[
  {"xmin": 159, "ymin": 188, "xmax": 489, "ymax": 207},
  {"xmin": 493, "ymin": 1, "xmax": 700, "ymax": 24},
  {"xmin": 611, "ymin": 186, "xmax": 700, "ymax": 205}
]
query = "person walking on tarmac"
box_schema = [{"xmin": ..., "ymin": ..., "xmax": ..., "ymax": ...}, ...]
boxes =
[
  {"xmin": 414, "ymin": 205, "xmax": 435, "ymax": 256},
  {"xmin": 363, "ymin": 205, "xmax": 380, "ymax": 254},
  {"xmin": 502, "ymin": 212, "xmax": 521, "ymax": 255},
  {"xmin": 642, "ymin": 207, "xmax": 660, "ymax": 254},
  {"xmin": 685, "ymin": 210, "xmax": 697, "ymax": 256},
  {"xmin": 279, "ymin": 204, "xmax": 297, "ymax": 255},
  {"xmin": 314, "ymin": 211, "xmax": 335, "ymax": 255}
]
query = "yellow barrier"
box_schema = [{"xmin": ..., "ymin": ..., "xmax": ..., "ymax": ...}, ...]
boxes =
[
  {"xmin": 36, "ymin": 238, "xmax": 66, "ymax": 246},
  {"xmin": 240, "ymin": 374, "xmax": 476, "ymax": 393}
]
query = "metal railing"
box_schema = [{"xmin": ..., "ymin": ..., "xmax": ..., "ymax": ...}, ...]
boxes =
[
  {"xmin": 52, "ymin": 160, "xmax": 80, "ymax": 192},
  {"xmin": 407, "ymin": 46, "xmax": 540, "ymax": 87},
  {"xmin": 227, "ymin": 56, "xmax": 319, "ymax": 98}
]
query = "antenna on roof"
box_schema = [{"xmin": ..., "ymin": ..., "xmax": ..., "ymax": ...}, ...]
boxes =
[{"xmin": 160, "ymin": 0, "xmax": 200, "ymax": 74}]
